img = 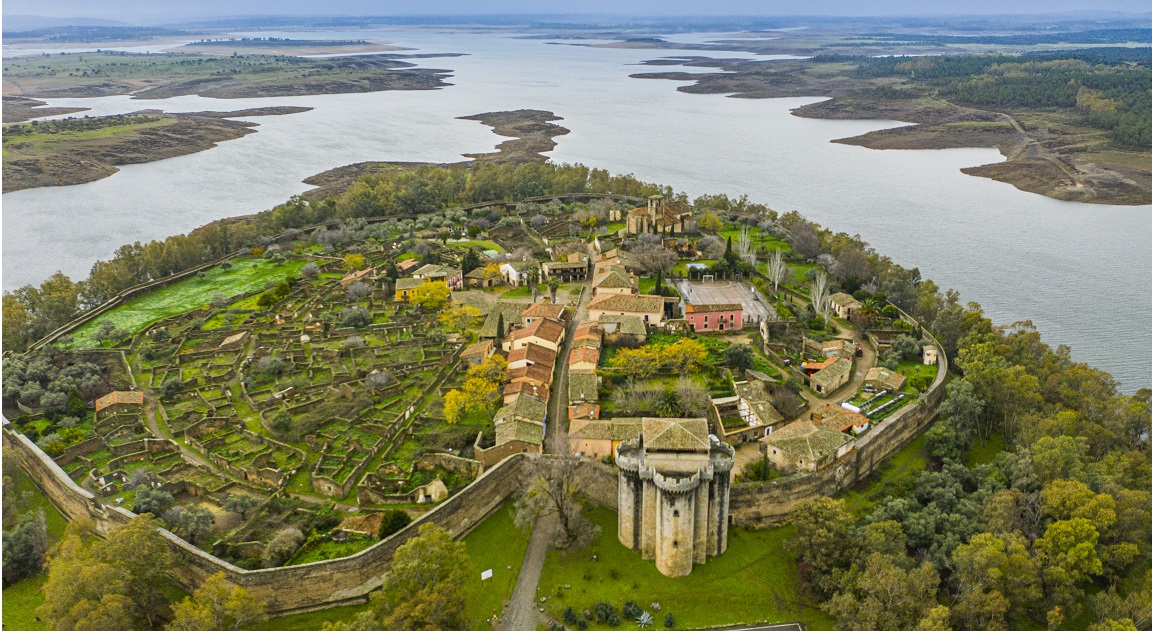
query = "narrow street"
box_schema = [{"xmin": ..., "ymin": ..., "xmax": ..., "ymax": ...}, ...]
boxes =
[{"xmin": 547, "ymin": 281, "xmax": 591, "ymax": 455}]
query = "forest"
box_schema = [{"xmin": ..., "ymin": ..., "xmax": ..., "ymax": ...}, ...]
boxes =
[{"xmin": 841, "ymin": 48, "xmax": 1152, "ymax": 149}]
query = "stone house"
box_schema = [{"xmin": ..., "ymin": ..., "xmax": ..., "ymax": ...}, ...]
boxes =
[
  {"xmin": 542, "ymin": 254, "xmax": 590, "ymax": 282},
  {"xmin": 460, "ymin": 340, "xmax": 494, "ymax": 366},
  {"xmin": 500, "ymin": 260, "xmax": 537, "ymax": 287},
  {"xmin": 568, "ymin": 372, "xmax": 599, "ymax": 408},
  {"xmin": 506, "ymin": 342, "xmax": 558, "ymax": 370},
  {"xmin": 568, "ymin": 345, "xmax": 600, "ymax": 373},
  {"xmin": 95, "ymin": 391, "xmax": 144, "ymax": 419},
  {"xmin": 684, "ymin": 303, "xmax": 743, "ymax": 333},
  {"xmin": 729, "ymin": 380, "xmax": 785, "ymax": 441},
  {"xmin": 508, "ymin": 363, "xmax": 554, "ymax": 388},
  {"xmin": 502, "ymin": 380, "xmax": 549, "ymax": 404},
  {"xmin": 598, "ymin": 314, "xmax": 648, "ymax": 344},
  {"xmin": 503, "ymin": 317, "xmax": 566, "ymax": 353},
  {"xmin": 587, "ymin": 293, "xmax": 666, "ymax": 328},
  {"xmin": 474, "ymin": 392, "xmax": 548, "ymax": 467},
  {"xmin": 829, "ymin": 292, "xmax": 863, "ymax": 320},
  {"xmin": 808, "ymin": 357, "xmax": 852, "ymax": 397},
  {"xmin": 339, "ymin": 268, "xmax": 375, "ymax": 288},
  {"xmin": 568, "ymin": 417, "xmax": 641, "ymax": 460},
  {"xmin": 396, "ymin": 258, "xmax": 420, "ymax": 275},
  {"xmin": 591, "ymin": 266, "xmax": 638, "ymax": 296},
  {"xmin": 464, "ymin": 267, "xmax": 500, "ymax": 289},
  {"xmin": 922, "ymin": 344, "xmax": 939, "ymax": 365},
  {"xmin": 865, "ymin": 367, "xmax": 907, "ymax": 392},
  {"xmin": 760, "ymin": 419, "xmax": 855, "ymax": 474},
  {"xmin": 811, "ymin": 403, "xmax": 870, "ymax": 435},
  {"xmin": 411, "ymin": 263, "xmax": 463, "ymax": 290},
  {"xmin": 394, "ymin": 277, "xmax": 420, "ymax": 302},
  {"xmin": 625, "ymin": 195, "xmax": 695, "ymax": 235},
  {"xmin": 521, "ymin": 300, "xmax": 568, "ymax": 326}
]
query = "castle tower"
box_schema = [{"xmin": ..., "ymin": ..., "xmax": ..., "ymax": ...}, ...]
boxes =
[{"xmin": 616, "ymin": 417, "xmax": 734, "ymax": 577}]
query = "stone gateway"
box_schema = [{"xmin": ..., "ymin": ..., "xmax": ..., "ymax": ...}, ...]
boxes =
[{"xmin": 615, "ymin": 418, "xmax": 734, "ymax": 577}]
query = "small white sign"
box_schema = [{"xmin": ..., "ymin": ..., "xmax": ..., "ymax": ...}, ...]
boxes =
[{"xmin": 481, "ymin": 569, "xmax": 493, "ymax": 581}]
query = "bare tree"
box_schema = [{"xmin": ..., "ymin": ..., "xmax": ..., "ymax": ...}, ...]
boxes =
[
  {"xmin": 768, "ymin": 249, "xmax": 787, "ymax": 294},
  {"xmin": 736, "ymin": 226, "xmax": 754, "ymax": 262},
  {"xmin": 810, "ymin": 270, "xmax": 831, "ymax": 325},
  {"xmin": 632, "ymin": 243, "xmax": 678, "ymax": 275},
  {"xmin": 515, "ymin": 456, "xmax": 600, "ymax": 549}
]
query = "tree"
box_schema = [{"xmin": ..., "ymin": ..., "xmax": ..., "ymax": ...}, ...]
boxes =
[
  {"xmin": 768, "ymin": 249, "xmax": 787, "ymax": 293},
  {"xmin": 461, "ymin": 247, "xmax": 481, "ymax": 275},
  {"xmin": 409, "ymin": 281, "xmax": 451, "ymax": 310},
  {"xmin": 167, "ymin": 572, "xmax": 267, "ymax": 630},
  {"xmin": 442, "ymin": 377, "xmax": 499, "ymax": 424},
  {"xmin": 342, "ymin": 523, "xmax": 473, "ymax": 630},
  {"xmin": 339, "ymin": 306, "xmax": 372, "ymax": 328},
  {"xmin": 547, "ymin": 276, "xmax": 562, "ymax": 303},
  {"xmin": 438, "ymin": 305, "xmax": 482, "ymax": 333},
  {"xmin": 342, "ymin": 253, "xmax": 366, "ymax": 272},
  {"xmin": 810, "ymin": 270, "xmax": 830, "ymax": 325},
  {"xmin": 379, "ymin": 510, "xmax": 413, "ymax": 539},
  {"xmin": 468, "ymin": 354, "xmax": 509, "ymax": 385},
  {"xmin": 2, "ymin": 510, "xmax": 48, "ymax": 585},
  {"xmin": 494, "ymin": 312, "xmax": 505, "ymax": 343},
  {"xmin": 697, "ymin": 212, "xmax": 723, "ymax": 234},
  {"xmin": 134, "ymin": 486, "xmax": 174, "ymax": 516},
  {"xmin": 724, "ymin": 344, "xmax": 755, "ymax": 371},
  {"xmin": 346, "ymin": 281, "xmax": 371, "ymax": 301},
  {"xmin": 516, "ymin": 456, "xmax": 600, "ymax": 549},
  {"xmin": 787, "ymin": 497, "xmax": 855, "ymax": 595},
  {"xmin": 632, "ymin": 243, "xmax": 678, "ymax": 276},
  {"xmin": 916, "ymin": 605, "xmax": 953, "ymax": 631},
  {"xmin": 951, "ymin": 532, "xmax": 1042, "ymax": 629},
  {"xmin": 253, "ymin": 355, "xmax": 289, "ymax": 378},
  {"xmin": 792, "ymin": 224, "xmax": 821, "ymax": 259},
  {"xmin": 163, "ymin": 505, "xmax": 215, "ymax": 544},
  {"xmin": 92, "ymin": 320, "xmax": 129, "ymax": 346},
  {"xmin": 263, "ymin": 527, "xmax": 304, "ymax": 568},
  {"xmin": 1035, "ymin": 518, "xmax": 1104, "ymax": 609},
  {"xmin": 223, "ymin": 493, "xmax": 261, "ymax": 520},
  {"xmin": 824, "ymin": 554, "xmax": 941, "ymax": 630}
]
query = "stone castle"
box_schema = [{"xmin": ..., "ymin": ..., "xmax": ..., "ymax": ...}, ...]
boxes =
[
  {"xmin": 618, "ymin": 195, "xmax": 695, "ymax": 235},
  {"xmin": 615, "ymin": 417, "xmax": 734, "ymax": 577}
]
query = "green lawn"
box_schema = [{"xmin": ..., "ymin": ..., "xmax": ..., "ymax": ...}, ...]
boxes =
[
  {"xmin": 71, "ymin": 258, "xmax": 305, "ymax": 346},
  {"xmin": 2, "ymin": 573, "xmax": 48, "ymax": 631},
  {"xmin": 840, "ymin": 431, "xmax": 931, "ymax": 514},
  {"xmin": 967, "ymin": 432, "xmax": 1006, "ymax": 467},
  {"xmin": 462, "ymin": 500, "xmax": 533, "ymax": 629},
  {"xmin": 453, "ymin": 239, "xmax": 506, "ymax": 253},
  {"xmin": 536, "ymin": 506, "xmax": 834, "ymax": 630},
  {"xmin": 500, "ymin": 286, "xmax": 533, "ymax": 299},
  {"xmin": 255, "ymin": 602, "xmax": 371, "ymax": 631}
]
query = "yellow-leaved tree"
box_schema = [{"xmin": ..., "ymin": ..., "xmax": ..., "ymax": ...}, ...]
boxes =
[
  {"xmin": 409, "ymin": 280, "xmax": 451, "ymax": 310},
  {"xmin": 342, "ymin": 253, "xmax": 366, "ymax": 272}
]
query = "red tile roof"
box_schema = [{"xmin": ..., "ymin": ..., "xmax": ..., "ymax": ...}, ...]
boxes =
[{"xmin": 95, "ymin": 391, "xmax": 144, "ymax": 413}]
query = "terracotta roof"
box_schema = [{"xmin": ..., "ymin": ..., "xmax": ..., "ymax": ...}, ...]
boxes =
[
  {"xmin": 568, "ymin": 404, "xmax": 601, "ymax": 420},
  {"xmin": 573, "ymin": 324, "xmax": 602, "ymax": 340},
  {"xmin": 642, "ymin": 417, "xmax": 710, "ymax": 452},
  {"xmin": 219, "ymin": 331, "xmax": 248, "ymax": 348},
  {"xmin": 396, "ymin": 258, "xmax": 420, "ymax": 272},
  {"xmin": 568, "ymin": 346, "xmax": 600, "ymax": 366},
  {"xmin": 507, "ymin": 343, "xmax": 557, "ymax": 368},
  {"xmin": 811, "ymin": 358, "xmax": 852, "ymax": 387},
  {"xmin": 865, "ymin": 367, "xmax": 907, "ymax": 391},
  {"xmin": 508, "ymin": 363, "xmax": 554, "ymax": 386},
  {"xmin": 763, "ymin": 420, "xmax": 853, "ymax": 461},
  {"xmin": 341, "ymin": 268, "xmax": 373, "ymax": 281},
  {"xmin": 568, "ymin": 372, "xmax": 599, "ymax": 404},
  {"xmin": 95, "ymin": 391, "xmax": 144, "ymax": 413},
  {"xmin": 510, "ymin": 317, "xmax": 566, "ymax": 345},
  {"xmin": 685, "ymin": 303, "xmax": 742, "ymax": 313},
  {"xmin": 811, "ymin": 404, "xmax": 870, "ymax": 434},
  {"xmin": 588, "ymin": 293, "xmax": 664, "ymax": 315},
  {"xmin": 572, "ymin": 337, "xmax": 601, "ymax": 352},
  {"xmin": 338, "ymin": 512, "xmax": 384, "ymax": 537},
  {"xmin": 495, "ymin": 393, "xmax": 548, "ymax": 426},
  {"xmin": 503, "ymin": 381, "xmax": 549, "ymax": 402},
  {"xmin": 522, "ymin": 300, "xmax": 567, "ymax": 321},
  {"xmin": 569, "ymin": 417, "xmax": 643, "ymax": 441},
  {"xmin": 461, "ymin": 340, "xmax": 493, "ymax": 358}
]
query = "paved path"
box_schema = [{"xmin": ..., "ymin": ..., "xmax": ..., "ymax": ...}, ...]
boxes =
[
  {"xmin": 547, "ymin": 282, "xmax": 591, "ymax": 455},
  {"xmin": 499, "ymin": 514, "xmax": 558, "ymax": 631}
]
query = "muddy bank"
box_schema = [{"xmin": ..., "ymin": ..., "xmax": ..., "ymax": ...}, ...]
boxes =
[
  {"xmin": 2, "ymin": 108, "xmax": 312, "ymax": 193},
  {"xmin": 301, "ymin": 109, "xmax": 571, "ymax": 200},
  {"xmin": 2, "ymin": 96, "xmax": 90, "ymax": 123}
]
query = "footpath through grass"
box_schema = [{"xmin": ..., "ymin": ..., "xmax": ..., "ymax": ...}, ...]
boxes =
[
  {"xmin": 71, "ymin": 258, "xmax": 305, "ymax": 346},
  {"xmin": 536, "ymin": 506, "xmax": 834, "ymax": 630}
]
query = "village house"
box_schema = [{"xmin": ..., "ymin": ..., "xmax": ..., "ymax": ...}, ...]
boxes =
[
  {"xmin": 502, "ymin": 380, "xmax": 549, "ymax": 404},
  {"xmin": 568, "ymin": 372, "xmax": 599, "ymax": 408},
  {"xmin": 411, "ymin": 263, "xmax": 463, "ymax": 290},
  {"xmin": 819, "ymin": 339, "xmax": 857, "ymax": 359},
  {"xmin": 521, "ymin": 300, "xmax": 568, "ymax": 326},
  {"xmin": 808, "ymin": 357, "xmax": 853, "ymax": 397},
  {"xmin": 598, "ymin": 314, "xmax": 648, "ymax": 344},
  {"xmin": 568, "ymin": 345, "xmax": 600, "ymax": 373},
  {"xmin": 396, "ymin": 258, "xmax": 421, "ymax": 275},
  {"xmin": 596, "ymin": 248, "xmax": 641, "ymax": 274},
  {"xmin": 865, "ymin": 367, "xmax": 907, "ymax": 392},
  {"xmin": 394, "ymin": 277, "xmax": 420, "ymax": 302},
  {"xmin": 625, "ymin": 195, "xmax": 695, "ymax": 235},
  {"xmin": 479, "ymin": 301, "xmax": 529, "ymax": 339},
  {"xmin": 587, "ymin": 293, "xmax": 666, "ymax": 328},
  {"xmin": 506, "ymin": 342, "xmax": 558, "ymax": 370},
  {"xmin": 460, "ymin": 339, "xmax": 494, "ymax": 366},
  {"xmin": 922, "ymin": 344, "xmax": 939, "ymax": 365},
  {"xmin": 568, "ymin": 417, "xmax": 642, "ymax": 460},
  {"xmin": 591, "ymin": 266, "xmax": 638, "ymax": 296},
  {"xmin": 684, "ymin": 303, "xmax": 743, "ymax": 333},
  {"xmin": 727, "ymin": 380, "xmax": 785, "ymax": 442},
  {"xmin": 828, "ymin": 292, "xmax": 863, "ymax": 320},
  {"xmin": 95, "ymin": 390, "xmax": 144, "ymax": 419},
  {"xmin": 339, "ymin": 267, "xmax": 375, "ymax": 288},
  {"xmin": 811, "ymin": 403, "xmax": 871, "ymax": 435},
  {"xmin": 474, "ymin": 392, "xmax": 548, "ymax": 467},
  {"xmin": 503, "ymin": 317, "xmax": 566, "ymax": 353},
  {"xmin": 499, "ymin": 260, "xmax": 537, "ymax": 287},
  {"xmin": 542, "ymin": 254, "xmax": 590, "ymax": 282},
  {"xmin": 508, "ymin": 363, "xmax": 554, "ymax": 388},
  {"xmin": 464, "ymin": 267, "xmax": 500, "ymax": 289},
  {"xmin": 761, "ymin": 419, "xmax": 855, "ymax": 474},
  {"xmin": 569, "ymin": 403, "xmax": 601, "ymax": 420}
]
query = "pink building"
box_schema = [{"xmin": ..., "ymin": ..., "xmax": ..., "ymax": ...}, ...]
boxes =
[{"xmin": 684, "ymin": 303, "xmax": 743, "ymax": 333}]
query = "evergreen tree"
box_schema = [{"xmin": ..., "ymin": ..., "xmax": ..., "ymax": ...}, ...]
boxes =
[{"xmin": 461, "ymin": 247, "xmax": 481, "ymax": 275}]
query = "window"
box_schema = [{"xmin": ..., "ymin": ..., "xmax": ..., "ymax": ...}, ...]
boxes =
[{"xmin": 673, "ymin": 509, "xmax": 680, "ymax": 518}]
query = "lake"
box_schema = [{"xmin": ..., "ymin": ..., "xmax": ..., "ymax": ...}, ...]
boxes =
[{"xmin": 3, "ymin": 30, "xmax": 1150, "ymax": 389}]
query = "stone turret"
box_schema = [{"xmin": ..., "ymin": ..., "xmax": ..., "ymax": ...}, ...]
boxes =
[{"xmin": 615, "ymin": 417, "xmax": 734, "ymax": 577}]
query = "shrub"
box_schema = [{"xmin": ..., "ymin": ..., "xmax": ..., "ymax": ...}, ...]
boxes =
[
  {"xmin": 339, "ymin": 306, "xmax": 372, "ymax": 328},
  {"xmin": 253, "ymin": 356, "xmax": 289, "ymax": 378},
  {"xmin": 378, "ymin": 510, "xmax": 412, "ymax": 539},
  {"xmin": 263, "ymin": 527, "xmax": 304, "ymax": 568},
  {"xmin": 664, "ymin": 613, "xmax": 675, "ymax": 628},
  {"xmin": 135, "ymin": 486, "xmax": 175, "ymax": 515},
  {"xmin": 269, "ymin": 411, "xmax": 292, "ymax": 433}
]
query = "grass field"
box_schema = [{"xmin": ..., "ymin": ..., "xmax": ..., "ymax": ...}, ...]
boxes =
[
  {"xmin": 70, "ymin": 258, "xmax": 304, "ymax": 347},
  {"xmin": 967, "ymin": 432, "xmax": 1006, "ymax": 467},
  {"xmin": 536, "ymin": 506, "xmax": 834, "ymax": 630},
  {"xmin": 461, "ymin": 500, "xmax": 533, "ymax": 629},
  {"xmin": 840, "ymin": 431, "xmax": 931, "ymax": 514},
  {"xmin": 1, "ymin": 462, "xmax": 73, "ymax": 631}
]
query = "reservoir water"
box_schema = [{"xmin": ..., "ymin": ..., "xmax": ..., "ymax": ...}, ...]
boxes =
[{"xmin": 3, "ymin": 31, "xmax": 1150, "ymax": 389}]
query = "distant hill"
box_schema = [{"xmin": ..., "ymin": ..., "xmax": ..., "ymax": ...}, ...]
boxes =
[
  {"xmin": 1, "ymin": 14, "xmax": 128, "ymax": 31},
  {"xmin": 2, "ymin": 25, "xmax": 191, "ymax": 43}
]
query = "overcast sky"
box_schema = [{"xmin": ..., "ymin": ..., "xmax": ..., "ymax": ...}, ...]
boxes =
[{"xmin": 4, "ymin": 0, "xmax": 1148, "ymax": 24}]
